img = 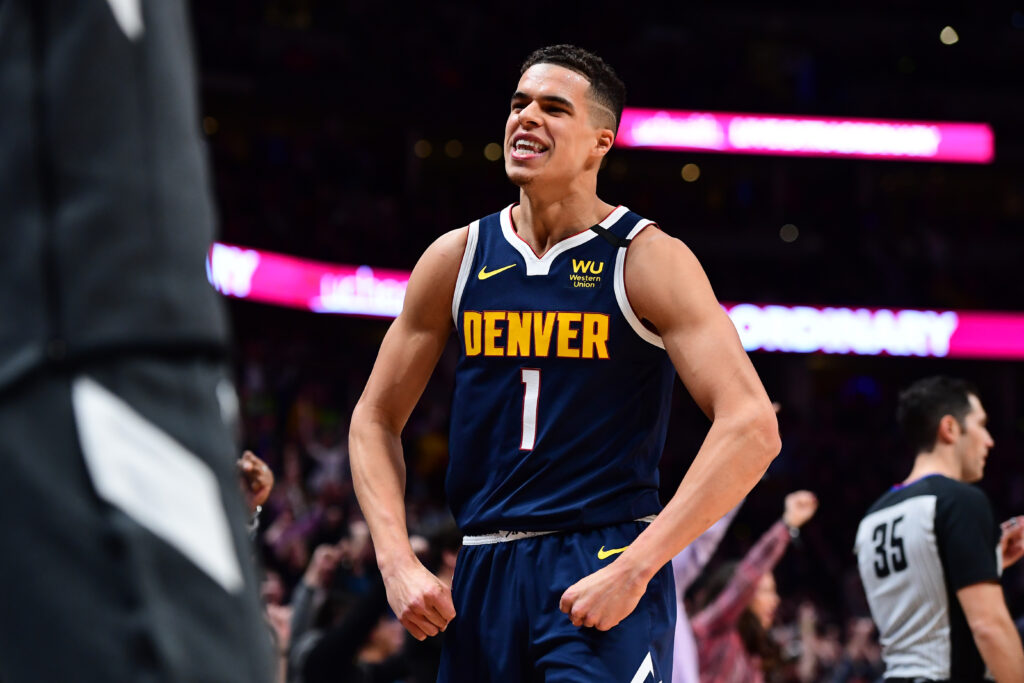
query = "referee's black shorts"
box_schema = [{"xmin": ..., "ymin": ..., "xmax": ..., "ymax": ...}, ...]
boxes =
[{"xmin": 0, "ymin": 357, "xmax": 274, "ymax": 682}]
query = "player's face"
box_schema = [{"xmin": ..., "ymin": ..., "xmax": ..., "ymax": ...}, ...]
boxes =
[
  {"xmin": 748, "ymin": 572, "xmax": 779, "ymax": 630},
  {"xmin": 956, "ymin": 394, "xmax": 994, "ymax": 483},
  {"xmin": 504, "ymin": 64, "xmax": 612, "ymax": 188}
]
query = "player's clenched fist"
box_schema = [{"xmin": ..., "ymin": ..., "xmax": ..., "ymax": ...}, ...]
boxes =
[
  {"xmin": 382, "ymin": 561, "xmax": 456, "ymax": 640},
  {"xmin": 559, "ymin": 561, "xmax": 647, "ymax": 631}
]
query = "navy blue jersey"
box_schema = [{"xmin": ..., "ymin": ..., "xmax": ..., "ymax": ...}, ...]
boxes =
[{"xmin": 448, "ymin": 204, "xmax": 675, "ymax": 533}]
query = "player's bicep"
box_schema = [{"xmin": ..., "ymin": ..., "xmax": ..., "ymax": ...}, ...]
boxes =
[
  {"xmin": 355, "ymin": 228, "xmax": 467, "ymax": 432},
  {"xmin": 625, "ymin": 229, "xmax": 769, "ymax": 419}
]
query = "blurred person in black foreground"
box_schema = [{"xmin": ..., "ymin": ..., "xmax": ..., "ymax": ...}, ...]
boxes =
[
  {"xmin": 0, "ymin": 1, "xmax": 273, "ymax": 680},
  {"xmin": 854, "ymin": 376, "xmax": 1024, "ymax": 682}
]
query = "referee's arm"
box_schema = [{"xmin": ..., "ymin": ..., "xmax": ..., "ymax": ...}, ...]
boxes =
[{"xmin": 957, "ymin": 581, "xmax": 1024, "ymax": 681}]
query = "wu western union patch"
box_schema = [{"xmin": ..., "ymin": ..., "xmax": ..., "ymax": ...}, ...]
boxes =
[{"xmin": 567, "ymin": 258, "xmax": 605, "ymax": 290}]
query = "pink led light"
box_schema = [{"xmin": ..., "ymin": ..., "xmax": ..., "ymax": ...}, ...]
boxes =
[
  {"xmin": 207, "ymin": 245, "xmax": 1024, "ymax": 359},
  {"xmin": 616, "ymin": 108, "xmax": 994, "ymax": 163},
  {"xmin": 207, "ymin": 243, "xmax": 409, "ymax": 318},
  {"xmin": 946, "ymin": 312, "xmax": 1024, "ymax": 359},
  {"xmin": 723, "ymin": 304, "xmax": 1024, "ymax": 360}
]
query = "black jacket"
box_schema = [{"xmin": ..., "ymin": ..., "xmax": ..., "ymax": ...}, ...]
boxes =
[{"xmin": 0, "ymin": 0, "xmax": 228, "ymax": 389}]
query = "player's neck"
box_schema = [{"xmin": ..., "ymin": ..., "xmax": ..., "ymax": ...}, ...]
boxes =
[
  {"xmin": 905, "ymin": 448, "xmax": 963, "ymax": 483},
  {"xmin": 513, "ymin": 187, "xmax": 614, "ymax": 256}
]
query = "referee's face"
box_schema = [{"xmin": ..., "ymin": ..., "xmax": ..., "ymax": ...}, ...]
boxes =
[{"xmin": 957, "ymin": 394, "xmax": 994, "ymax": 483}]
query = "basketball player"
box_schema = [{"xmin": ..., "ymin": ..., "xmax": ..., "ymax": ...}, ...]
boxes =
[
  {"xmin": 854, "ymin": 376, "xmax": 1024, "ymax": 681},
  {"xmin": 0, "ymin": 1, "xmax": 273, "ymax": 681},
  {"xmin": 349, "ymin": 44, "xmax": 780, "ymax": 681}
]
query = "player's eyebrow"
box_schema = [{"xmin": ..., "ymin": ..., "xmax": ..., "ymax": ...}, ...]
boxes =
[{"xmin": 511, "ymin": 91, "xmax": 576, "ymax": 111}]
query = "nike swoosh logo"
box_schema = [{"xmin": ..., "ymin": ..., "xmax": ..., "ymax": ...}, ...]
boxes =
[
  {"xmin": 597, "ymin": 545, "xmax": 629, "ymax": 560},
  {"xmin": 477, "ymin": 264, "xmax": 517, "ymax": 280}
]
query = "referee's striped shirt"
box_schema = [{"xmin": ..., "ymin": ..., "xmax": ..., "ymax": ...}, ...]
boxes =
[{"xmin": 854, "ymin": 474, "xmax": 1001, "ymax": 682}]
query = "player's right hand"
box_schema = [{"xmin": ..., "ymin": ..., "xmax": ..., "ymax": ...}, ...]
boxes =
[{"xmin": 381, "ymin": 560, "xmax": 456, "ymax": 640}]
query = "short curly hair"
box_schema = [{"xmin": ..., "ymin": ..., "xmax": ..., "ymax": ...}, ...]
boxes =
[{"xmin": 521, "ymin": 44, "xmax": 626, "ymax": 133}]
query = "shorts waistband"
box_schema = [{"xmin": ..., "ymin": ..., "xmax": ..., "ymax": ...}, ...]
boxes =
[{"xmin": 461, "ymin": 515, "xmax": 657, "ymax": 546}]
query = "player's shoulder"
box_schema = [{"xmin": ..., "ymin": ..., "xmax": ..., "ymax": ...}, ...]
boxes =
[
  {"xmin": 401, "ymin": 226, "xmax": 471, "ymax": 322},
  {"xmin": 627, "ymin": 221, "xmax": 688, "ymax": 254},
  {"xmin": 624, "ymin": 222, "xmax": 705, "ymax": 283},
  {"xmin": 414, "ymin": 204, "xmax": 519, "ymax": 283},
  {"xmin": 430, "ymin": 225, "xmax": 470, "ymax": 256},
  {"xmin": 413, "ymin": 226, "xmax": 470, "ymax": 275}
]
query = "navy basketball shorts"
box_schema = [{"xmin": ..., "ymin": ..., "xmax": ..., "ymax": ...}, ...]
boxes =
[{"xmin": 438, "ymin": 519, "xmax": 675, "ymax": 682}]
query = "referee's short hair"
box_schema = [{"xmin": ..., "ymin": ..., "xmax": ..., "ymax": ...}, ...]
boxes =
[{"xmin": 897, "ymin": 376, "xmax": 979, "ymax": 453}]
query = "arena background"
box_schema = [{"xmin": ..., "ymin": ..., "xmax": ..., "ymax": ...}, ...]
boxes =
[{"xmin": 191, "ymin": 1, "xmax": 1024, "ymax": 675}]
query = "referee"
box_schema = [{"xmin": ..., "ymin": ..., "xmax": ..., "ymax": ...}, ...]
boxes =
[
  {"xmin": 0, "ymin": 1, "xmax": 273, "ymax": 681},
  {"xmin": 854, "ymin": 376, "xmax": 1024, "ymax": 682}
]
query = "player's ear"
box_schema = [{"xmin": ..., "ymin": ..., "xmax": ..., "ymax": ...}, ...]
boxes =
[
  {"xmin": 936, "ymin": 414, "xmax": 961, "ymax": 445},
  {"xmin": 594, "ymin": 128, "xmax": 615, "ymax": 156}
]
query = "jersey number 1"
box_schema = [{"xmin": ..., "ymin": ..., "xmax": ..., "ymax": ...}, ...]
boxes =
[{"xmin": 520, "ymin": 369, "xmax": 540, "ymax": 450}]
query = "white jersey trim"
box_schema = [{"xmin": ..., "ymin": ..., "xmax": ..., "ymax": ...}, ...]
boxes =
[
  {"xmin": 499, "ymin": 204, "xmax": 629, "ymax": 276},
  {"xmin": 614, "ymin": 219, "xmax": 665, "ymax": 349},
  {"xmin": 462, "ymin": 515, "xmax": 657, "ymax": 545},
  {"xmin": 451, "ymin": 220, "xmax": 480, "ymax": 326}
]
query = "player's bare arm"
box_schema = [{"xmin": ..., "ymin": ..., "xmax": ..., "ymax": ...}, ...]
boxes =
[
  {"xmin": 349, "ymin": 227, "xmax": 466, "ymax": 640},
  {"xmin": 957, "ymin": 581, "xmax": 1024, "ymax": 680},
  {"xmin": 560, "ymin": 226, "xmax": 780, "ymax": 630}
]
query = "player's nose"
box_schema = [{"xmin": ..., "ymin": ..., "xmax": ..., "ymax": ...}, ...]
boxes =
[{"xmin": 517, "ymin": 101, "xmax": 542, "ymax": 128}]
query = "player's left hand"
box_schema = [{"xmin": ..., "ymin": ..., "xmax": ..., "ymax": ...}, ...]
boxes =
[
  {"xmin": 559, "ymin": 561, "xmax": 648, "ymax": 631},
  {"xmin": 238, "ymin": 450, "xmax": 274, "ymax": 513},
  {"xmin": 1000, "ymin": 515, "xmax": 1024, "ymax": 569}
]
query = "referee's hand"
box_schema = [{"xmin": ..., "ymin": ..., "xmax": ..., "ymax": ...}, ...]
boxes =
[
  {"xmin": 382, "ymin": 560, "xmax": 456, "ymax": 640},
  {"xmin": 1001, "ymin": 515, "xmax": 1024, "ymax": 569}
]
